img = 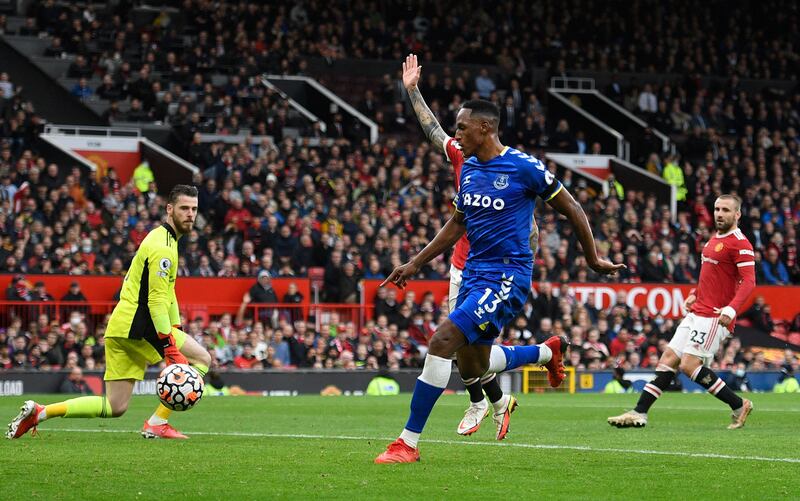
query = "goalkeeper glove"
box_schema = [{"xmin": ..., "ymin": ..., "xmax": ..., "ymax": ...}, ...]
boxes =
[{"xmin": 158, "ymin": 326, "xmax": 188, "ymax": 365}]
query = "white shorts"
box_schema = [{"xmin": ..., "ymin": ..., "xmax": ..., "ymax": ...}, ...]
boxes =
[
  {"xmin": 667, "ymin": 313, "xmax": 729, "ymax": 366},
  {"xmin": 448, "ymin": 264, "xmax": 463, "ymax": 313}
]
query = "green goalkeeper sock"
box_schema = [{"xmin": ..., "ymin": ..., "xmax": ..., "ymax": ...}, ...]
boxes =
[
  {"xmin": 192, "ymin": 363, "xmax": 209, "ymax": 377},
  {"xmin": 63, "ymin": 396, "xmax": 113, "ymax": 418}
]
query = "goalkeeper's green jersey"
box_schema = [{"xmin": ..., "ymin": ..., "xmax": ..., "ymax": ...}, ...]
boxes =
[{"xmin": 106, "ymin": 223, "xmax": 181, "ymax": 344}]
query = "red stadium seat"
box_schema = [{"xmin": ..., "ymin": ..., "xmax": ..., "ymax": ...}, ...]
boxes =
[{"xmin": 185, "ymin": 305, "xmax": 209, "ymax": 328}]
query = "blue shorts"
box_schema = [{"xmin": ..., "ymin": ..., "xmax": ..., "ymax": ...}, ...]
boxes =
[{"xmin": 449, "ymin": 268, "xmax": 528, "ymax": 346}]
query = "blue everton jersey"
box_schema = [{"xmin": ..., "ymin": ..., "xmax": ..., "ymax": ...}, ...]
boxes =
[{"xmin": 454, "ymin": 146, "xmax": 562, "ymax": 273}]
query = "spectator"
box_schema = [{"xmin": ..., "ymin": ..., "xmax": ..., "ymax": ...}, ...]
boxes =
[
  {"xmin": 205, "ymin": 370, "xmax": 246, "ymax": 395},
  {"xmin": 534, "ymin": 317, "xmax": 554, "ymax": 344},
  {"xmin": 0, "ymin": 72, "xmax": 14, "ymax": 98},
  {"xmin": 474, "ymin": 68, "xmax": 496, "ymax": 98},
  {"xmin": 724, "ymin": 362, "xmax": 751, "ymax": 392},
  {"xmin": 233, "ymin": 344, "xmax": 262, "ymax": 369},
  {"xmin": 43, "ymin": 36, "xmax": 65, "ymax": 58},
  {"xmin": 66, "ymin": 55, "xmax": 92, "ymax": 79},
  {"xmin": 339, "ymin": 261, "xmax": 361, "ymax": 304},
  {"xmin": 70, "ymin": 78, "xmax": 93, "ymax": 100},
  {"xmin": 12, "ymin": 349, "xmax": 30, "ymax": 369},
  {"xmin": 672, "ymin": 254, "xmax": 698, "ymax": 284},
  {"xmin": 610, "ymin": 292, "xmax": 631, "ymax": 317},
  {"xmin": 271, "ymin": 329, "xmax": 291, "ymax": 367},
  {"xmin": 238, "ymin": 270, "xmax": 279, "ymax": 327},
  {"xmin": 31, "ymin": 281, "xmax": 54, "ymax": 301},
  {"xmin": 743, "ymin": 296, "xmax": 774, "ymax": 334},
  {"xmin": 641, "ymin": 252, "xmax": 668, "ymax": 282},
  {"xmin": 59, "ymin": 367, "xmax": 94, "ymax": 394},
  {"xmin": 95, "ymin": 74, "xmax": 123, "ymax": 101},
  {"xmin": 6, "ymin": 275, "xmax": 31, "ymax": 301},
  {"xmin": 224, "ymin": 195, "xmax": 252, "ymax": 235},
  {"xmin": 574, "ymin": 130, "xmax": 587, "ymax": 154},
  {"xmin": 662, "ymin": 155, "xmax": 687, "ymax": 202},
  {"xmin": 531, "ymin": 282, "xmax": 560, "ymax": 330},
  {"xmin": 366, "ymin": 368, "xmax": 400, "ymax": 395},
  {"xmin": 132, "ymin": 160, "xmax": 155, "ymax": 194},
  {"xmin": 603, "ymin": 367, "xmax": 633, "ymax": 393},
  {"xmin": 637, "ymin": 84, "xmax": 657, "ymax": 116},
  {"xmin": 125, "ymin": 98, "xmax": 150, "ymax": 122},
  {"xmin": 250, "ymin": 270, "xmax": 279, "ymax": 303},
  {"xmin": 323, "ymin": 250, "xmax": 344, "ymax": 302},
  {"xmin": 609, "ymin": 329, "xmax": 631, "ymax": 357},
  {"xmin": 762, "ymin": 248, "xmax": 790, "ymax": 285},
  {"xmin": 40, "ymin": 334, "xmax": 63, "ymax": 368},
  {"xmin": 774, "ymin": 365, "xmax": 799, "ymax": 393},
  {"xmin": 194, "ymin": 255, "xmax": 216, "ymax": 277},
  {"xmin": 282, "ymin": 282, "xmax": 304, "ymax": 323},
  {"xmin": 651, "ymin": 101, "xmax": 672, "ymax": 135},
  {"xmin": 582, "ymin": 328, "xmax": 610, "ymax": 358},
  {"xmin": 550, "ymin": 119, "xmax": 575, "ymax": 153}
]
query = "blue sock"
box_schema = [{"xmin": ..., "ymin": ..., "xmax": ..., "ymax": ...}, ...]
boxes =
[
  {"xmin": 500, "ymin": 345, "xmax": 541, "ymax": 371},
  {"xmin": 404, "ymin": 379, "xmax": 445, "ymax": 433}
]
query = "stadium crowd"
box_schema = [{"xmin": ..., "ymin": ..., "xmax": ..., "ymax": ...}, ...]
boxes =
[
  {"xmin": 2, "ymin": 279, "xmax": 799, "ymax": 375},
  {"xmin": 2, "ymin": 70, "xmax": 797, "ymax": 287},
  {"xmin": 3, "ymin": 0, "xmax": 795, "ymax": 136},
  {"xmin": 1, "ymin": 0, "xmax": 799, "ymax": 374},
  {"xmin": 10, "ymin": 0, "xmax": 798, "ymax": 80}
]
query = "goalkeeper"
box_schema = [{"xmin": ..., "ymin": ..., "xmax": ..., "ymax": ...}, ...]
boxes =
[{"xmin": 7, "ymin": 185, "xmax": 212, "ymax": 440}]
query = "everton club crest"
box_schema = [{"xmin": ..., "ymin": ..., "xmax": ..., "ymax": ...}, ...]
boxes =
[{"xmin": 493, "ymin": 174, "xmax": 509, "ymax": 190}]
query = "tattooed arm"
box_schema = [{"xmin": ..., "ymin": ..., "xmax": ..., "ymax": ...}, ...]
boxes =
[
  {"xmin": 402, "ymin": 53, "xmax": 450, "ymax": 153},
  {"xmin": 407, "ymin": 86, "xmax": 448, "ymax": 153}
]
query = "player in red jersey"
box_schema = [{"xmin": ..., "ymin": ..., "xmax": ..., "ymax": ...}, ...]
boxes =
[
  {"xmin": 608, "ymin": 194, "xmax": 755, "ymax": 429},
  {"xmin": 400, "ymin": 54, "xmax": 566, "ymax": 441}
]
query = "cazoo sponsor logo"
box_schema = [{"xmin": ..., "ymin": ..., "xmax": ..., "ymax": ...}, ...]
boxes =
[{"xmin": 461, "ymin": 193, "xmax": 505, "ymax": 210}]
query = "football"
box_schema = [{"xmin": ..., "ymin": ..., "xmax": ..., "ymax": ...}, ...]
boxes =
[{"xmin": 156, "ymin": 364, "xmax": 204, "ymax": 411}]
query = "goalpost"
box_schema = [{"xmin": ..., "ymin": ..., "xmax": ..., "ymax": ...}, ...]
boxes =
[{"xmin": 522, "ymin": 366, "xmax": 577, "ymax": 394}]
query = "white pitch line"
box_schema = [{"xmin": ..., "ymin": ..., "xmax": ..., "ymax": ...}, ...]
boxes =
[
  {"xmin": 465, "ymin": 403, "xmax": 800, "ymax": 413},
  {"xmin": 428, "ymin": 398, "xmax": 800, "ymax": 413},
  {"xmin": 45, "ymin": 428, "xmax": 800, "ymax": 464}
]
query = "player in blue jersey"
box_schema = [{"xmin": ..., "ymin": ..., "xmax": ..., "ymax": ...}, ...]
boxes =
[
  {"xmin": 375, "ymin": 98, "xmax": 625, "ymax": 463},
  {"xmin": 401, "ymin": 53, "xmax": 567, "ymax": 441}
]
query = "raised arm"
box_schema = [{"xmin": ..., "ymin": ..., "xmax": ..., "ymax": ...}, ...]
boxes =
[
  {"xmin": 403, "ymin": 53, "xmax": 449, "ymax": 153},
  {"xmin": 546, "ymin": 188, "xmax": 625, "ymax": 275}
]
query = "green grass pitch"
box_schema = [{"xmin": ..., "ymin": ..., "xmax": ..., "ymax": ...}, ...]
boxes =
[{"xmin": 2, "ymin": 392, "xmax": 798, "ymax": 500}]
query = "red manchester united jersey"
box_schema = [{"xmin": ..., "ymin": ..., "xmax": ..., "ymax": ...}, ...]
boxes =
[
  {"xmin": 444, "ymin": 137, "xmax": 469, "ymax": 270},
  {"xmin": 693, "ymin": 228, "xmax": 756, "ymax": 319}
]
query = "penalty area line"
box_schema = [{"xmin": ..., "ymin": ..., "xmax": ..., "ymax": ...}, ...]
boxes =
[{"xmin": 45, "ymin": 428, "xmax": 800, "ymax": 464}]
